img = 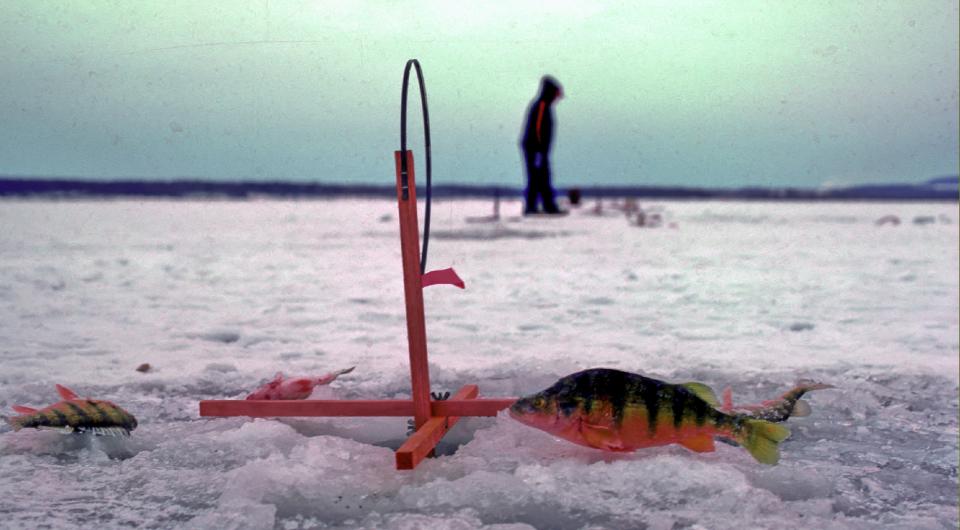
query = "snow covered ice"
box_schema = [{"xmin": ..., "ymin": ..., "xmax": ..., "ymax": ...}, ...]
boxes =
[{"xmin": 0, "ymin": 198, "xmax": 957, "ymax": 529}]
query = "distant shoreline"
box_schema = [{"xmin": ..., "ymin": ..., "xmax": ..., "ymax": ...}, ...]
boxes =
[{"xmin": 0, "ymin": 177, "xmax": 956, "ymax": 201}]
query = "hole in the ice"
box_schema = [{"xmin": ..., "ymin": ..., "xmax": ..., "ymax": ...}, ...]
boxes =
[
  {"xmin": 372, "ymin": 437, "xmax": 463, "ymax": 456},
  {"xmin": 278, "ymin": 416, "xmax": 492, "ymax": 457}
]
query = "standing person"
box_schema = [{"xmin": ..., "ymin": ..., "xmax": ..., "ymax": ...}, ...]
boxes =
[{"xmin": 520, "ymin": 75, "xmax": 564, "ymax": 215}]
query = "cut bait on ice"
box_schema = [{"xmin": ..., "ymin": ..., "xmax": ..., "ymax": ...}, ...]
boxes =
[
  {"xmin": 245, "ymin": 367, "xmax": 356, "ymax": 400},
  {"xmin": 4, "ymin": 384, "xmax": 138, "ymax": 436},
  {"xmin": 510, "ymin": 368, "xmax": 790, "ymax": 465},
  {"xmin": 720, "ymin": 380, "xmax": 835, "ymax": 422}
]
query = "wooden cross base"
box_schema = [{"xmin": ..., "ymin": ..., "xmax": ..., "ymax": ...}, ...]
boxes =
[
  {"xmin": 198, "ymin": 148, "xmax": 519, "ymax": 469},
  {"xmin": 199, "ymin": 387, "xmax": 515, "ymax": 469}
]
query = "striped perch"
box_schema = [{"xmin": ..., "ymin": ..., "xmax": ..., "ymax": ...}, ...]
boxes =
[
  {"xmin": 509, "ymin": 368, "xmax": 790, "ymax": 465},
  {"xmin": 4, "ymin": 384, "xmax": 137, "ymax": 436},
  {"xmin": 720, "ymin": 380, "xmax": 835, "ymax": 422}
]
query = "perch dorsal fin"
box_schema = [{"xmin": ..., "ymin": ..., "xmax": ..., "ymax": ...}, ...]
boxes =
[
  {"xmin": 681, "ymin": 382, "xmax": 721, "ymax": 408},
  {"xmin": 56, "ymin": 384, "xmax": 79, "ymax": 400}
]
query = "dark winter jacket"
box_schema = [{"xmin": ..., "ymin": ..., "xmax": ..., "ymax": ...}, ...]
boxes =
[{"xmin": 520, "ymin": 76, "xmax": 563, "ymax": 154}]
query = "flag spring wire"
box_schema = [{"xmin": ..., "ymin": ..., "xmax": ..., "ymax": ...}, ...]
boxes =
[{"xmin": 399, "ymin": 59, "xmax": 432, "ymax": 275}]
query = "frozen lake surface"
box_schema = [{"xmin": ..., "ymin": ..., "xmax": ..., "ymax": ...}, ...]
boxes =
[{"xmin": 0, "ymin": 198, "xmax": 957, "ymax": 529}]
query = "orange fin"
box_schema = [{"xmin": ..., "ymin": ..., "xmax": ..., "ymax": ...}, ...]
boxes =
[
  {"xmin": 56, "ymin": 384, "xmax": 79, "ymax": 400},
  {"xmin": 721, "ymin": 387, "xmax": 734, "ymax": 412},
  {"xmin": 678, "ymin": 434, "xmax": 716, "ymax": 453},
  {"xmin": 12, "ymin": 405, "xmax": 38, "ymax": 414},
  {"xmin": 580, "ymin": 421, "xmax": 629, "ymax": 452}
]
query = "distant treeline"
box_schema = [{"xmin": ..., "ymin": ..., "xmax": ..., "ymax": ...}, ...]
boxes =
[{"xmin": 0, "ymin": 176, "xmax": 956, "ymax": 201}]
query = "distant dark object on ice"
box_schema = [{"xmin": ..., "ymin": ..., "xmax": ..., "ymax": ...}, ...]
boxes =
[
  {"xmin": 875, "ymin": 215, "xmax": 901, "ymax": 226},
  {"xmin": 876, "ymin": 213, "xmax": 952, "ymax": 226},
  {"xmin": 629, "ymin": 203, "xmax": 670, "ymax": 228},
  {"xmin": 465, "ymin": 188, "xmax": 501, "ymax": 224},
  {"xmin": 591, "ymin": 198, "xmax": 604, "ymax": 216},
  {"xmin": 194, "ymin": 330, "xmax": 241, "ymax": 344},
  {"xmin": 136, "ymin": 363, "xmax": 151, "ymax": 373},
  {"xmin": 634, "ymin": 210, "xmax": 663, "ymax": 228},
  {"xmin": 567, "ymin": 188, "xmax": 581, "ymax": 206}
]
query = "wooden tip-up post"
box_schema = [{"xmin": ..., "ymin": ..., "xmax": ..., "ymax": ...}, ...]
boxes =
[{"xmin": 395, "ymin": 149, "xmax": 433, "ymax": 437}]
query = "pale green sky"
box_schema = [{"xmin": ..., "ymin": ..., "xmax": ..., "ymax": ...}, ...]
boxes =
[{"xmin": 0, "ymin": 0, "xmax": 956, "ymax": 188}]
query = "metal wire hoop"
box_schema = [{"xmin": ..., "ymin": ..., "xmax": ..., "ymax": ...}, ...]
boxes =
[{"xmin": 399, "ymin": 59, "xmax": 432, "ymax": 275}]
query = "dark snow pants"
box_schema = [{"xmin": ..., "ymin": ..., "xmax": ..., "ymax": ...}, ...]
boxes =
[{"xmin": 523, "ymin": 150, "xmax": 559, "ymax": 214}]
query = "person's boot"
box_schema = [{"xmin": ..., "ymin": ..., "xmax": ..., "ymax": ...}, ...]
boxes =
[{"xmin": 543, "ymin": 201, "xmax": 565, "ymax": 215}]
